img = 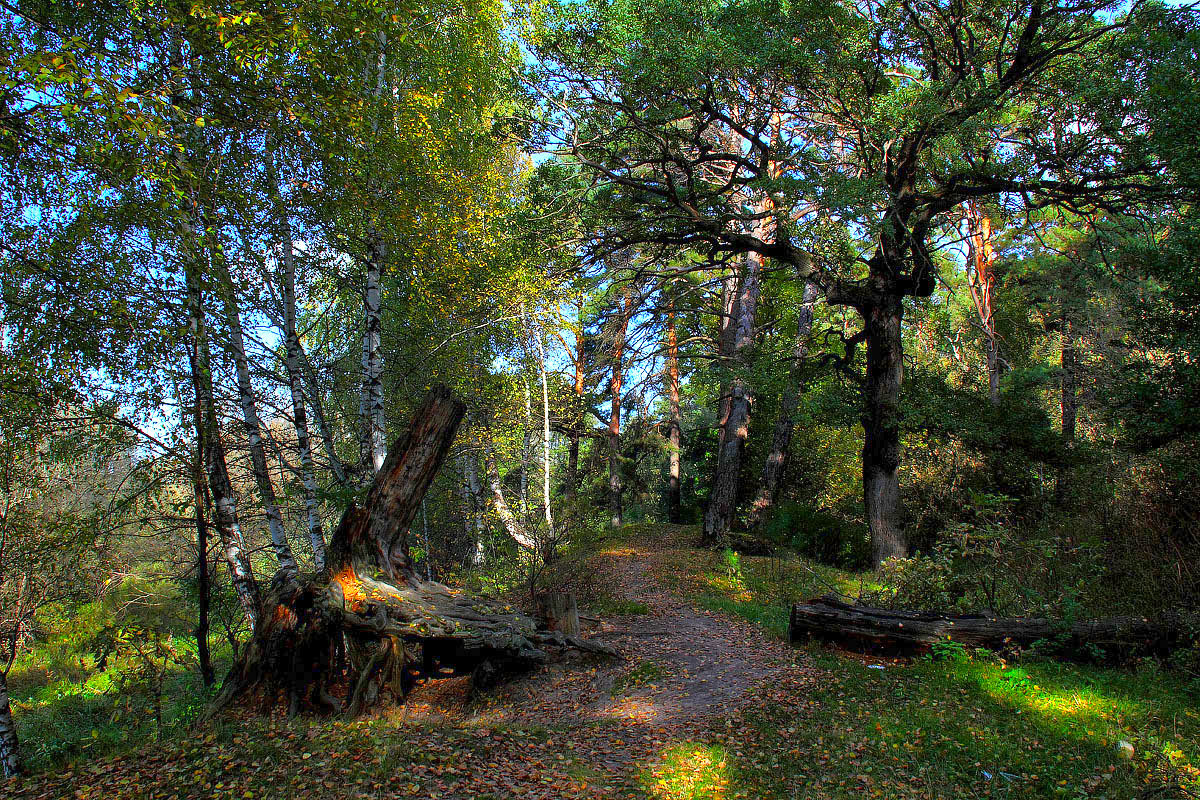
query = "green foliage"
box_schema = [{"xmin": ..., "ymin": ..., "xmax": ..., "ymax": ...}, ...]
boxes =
[
  {"xmin": 927, "ymin": 638, "xmax": 970, "ymax": 664},
  {"xmin": 721, "ymin": 548, "xmax": 742, "ymax": 584},
  {"xmin": 761, "ymin": 503, "xmax": 871, "ymax": 569}
]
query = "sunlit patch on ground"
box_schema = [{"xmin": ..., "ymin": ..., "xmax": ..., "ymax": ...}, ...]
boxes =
[
  {"xmin": 645, "ymin": 742, "xmax": 731, "ymax": 800},
  {"xmin": 608, "ymin": 696, "xmax": 662, "ymax": 722}
]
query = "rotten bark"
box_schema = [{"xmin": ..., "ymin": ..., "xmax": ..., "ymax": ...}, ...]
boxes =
[
  {"xmin": 214, "ymin": 387, "xmax": 614, "ymax": 717},
  {"xmin": 788, "ymin": 597, "xmax": 1187, "ymax": 660}
]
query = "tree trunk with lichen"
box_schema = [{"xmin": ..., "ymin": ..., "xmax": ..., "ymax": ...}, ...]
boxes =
[{"xmin": 212, "ymin": 386, "xmax": 615, "ymax": 717}]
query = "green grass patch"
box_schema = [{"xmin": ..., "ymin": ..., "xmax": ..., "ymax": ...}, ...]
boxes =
[
  {"xmin": 663, "ymin": 540, "xmax": 1200, "ymax": 798},
  {"xmin": 592, "ymin": 597, "xmax": 652, "ymax": 617},
  {"xmin": 612, "ymin": 659, "xmax": 669, "ymax": 697},
  {"xmin": 720, "ymin": 647, "xmax": 1200, "ymax": 798}
]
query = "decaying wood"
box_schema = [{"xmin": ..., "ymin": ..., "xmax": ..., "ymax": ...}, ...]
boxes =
[
  {"xmin": 788, "ymin": 596, "xmax": 1188, "ymax": 659},
  {"xmin": 539, "ymin": 592, "xmax": 580, "ymax": 636},
  {"xmin": 213, "ymin": 385, "xmax": 616, "ymax": 717}
]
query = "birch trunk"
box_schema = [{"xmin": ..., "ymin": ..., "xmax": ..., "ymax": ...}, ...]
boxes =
[
  {"xmin": 359, "ymin": 33, "xmax": 389, "ymax": 477},
  {"xmin": 464, "ymin": 450, "xmax": 487, "ymax": 564},
  {"xmin": 185, "ymin": 264, "xmax": 262, "ymax": 625},
  {"xmin": 532, "ymin": 323, "xmax": 554, "ymax": 532},
  {"xmin": 0, "ymin": 672, "xmax": 17, "ymax": 778},
  {"xmin": 266, "ymin": 142, "xmax": 328, "ymax": 569},
  {"xmin": 483, "ymin": 439, "xmax": 538, "ymax": 552},
  {"xmin": 359, "ymin": 236, "xmax": 386, "ymax": 476},
  {"xmin": 299, "ymin": 347, "xmax": 347, "ymax": 486},
  {"xmin": 187, "ymin": 397, "xmax": 216, "ymax": 686},
  {"xmin": 213, "ymin": 252, "xmax": 297, "ymax": 575},
  {"xmin": 520, "ymin": 376, "xmax": 531, "ymax": 520}
]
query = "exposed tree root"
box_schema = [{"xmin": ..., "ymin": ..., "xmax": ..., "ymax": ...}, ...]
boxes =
[{"xmin": 211, "ymin": 386, "xmax": 617, "ymax": 718}]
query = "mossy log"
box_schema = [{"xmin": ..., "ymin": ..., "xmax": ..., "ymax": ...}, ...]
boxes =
[
  {"xmin": 213, "ymin": 385, "xmax": 616, "ymax": 716},
  {"xmin": 788, "ymin": 596, "xmax": 1188, "ymax": 660}
]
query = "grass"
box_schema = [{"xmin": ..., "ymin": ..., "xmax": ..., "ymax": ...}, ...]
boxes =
[
  {"xmin": 612, "ymin": 659, "xmax": 669, "ymax": 697},
  {"xmin": 7, "ymin": 633, "xmax": 231, "ymax": 775},
  {"xmin": 664, "ymin": 546, "xmax": 1200, "ymax": 798},
  {"xmin": 9, "ymin": 527, "xmax": 1199, "ymax": 799}
]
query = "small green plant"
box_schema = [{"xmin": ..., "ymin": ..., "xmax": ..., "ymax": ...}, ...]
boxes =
[
  {"xmin": 928, "ymin": 637, "xmax": 970, "ymax": 663},
  {"xmin": 722, "ymin": 548, "xmax": 743, "ymax": 584}
]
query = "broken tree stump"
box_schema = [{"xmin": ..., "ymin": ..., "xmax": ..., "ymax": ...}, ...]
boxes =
[
  {"xmin": 213, "ymin": 385, "xmax": 617, "ymax": 718},
  {"xmin": 539, "ymin": 592, "xmax": 580, "ymax": 636},
  {"xmin": 787, "ymin": 596, "xmax": 1188, "ymax": 660}
]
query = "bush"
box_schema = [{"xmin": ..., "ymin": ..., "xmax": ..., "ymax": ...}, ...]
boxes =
[{"xmin": 762, "ymin": 503, "xmax": 871, "ymax": 568}]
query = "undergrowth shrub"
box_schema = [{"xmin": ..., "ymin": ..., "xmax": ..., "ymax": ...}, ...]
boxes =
[{"xmin": 761, "ymin": 502, "xmax": 870, "ymax": 569}]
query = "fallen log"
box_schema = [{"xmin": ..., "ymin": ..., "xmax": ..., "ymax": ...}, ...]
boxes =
[
  {"xmin": 787, "ymin": 596, "xmax": 1189, "ymax": 660},
  {"xmin": 213, "ymin": 385, "xmax": 616, "ymax": 717}
]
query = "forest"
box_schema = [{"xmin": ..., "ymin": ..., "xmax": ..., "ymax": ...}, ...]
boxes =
[{"xmin": 2, "ymin": 0, "xmax": 1200, "ymax": 796}]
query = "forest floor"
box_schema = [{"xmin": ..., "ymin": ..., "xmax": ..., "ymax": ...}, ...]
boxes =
[{"xmin": 9, "ymin": 524, "xmax": 1200, "ymax": 799}]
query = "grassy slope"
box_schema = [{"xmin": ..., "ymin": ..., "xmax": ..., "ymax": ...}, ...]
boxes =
[
  {"xmin": 657, "ymin": 545, "xmax": 1200, "ymax": 799},
  {"xmin": 9, "ymin": 527, "xmax": 1200, "ymax": 799}
]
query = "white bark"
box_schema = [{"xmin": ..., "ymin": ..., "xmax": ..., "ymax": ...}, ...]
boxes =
[
  {"xmin": 532, "ymin": 321, "xmax": 553, "ymax": 531},
  {"xmin": 359, "ymin": 30, "xmax": 389, "ymax": 477},
  {"xmin": 214, "ymin": 253, "xmax": 297, "ymax": 576},
  {"xmin": 185, "ymin": 260, "xmax": 260, "ymax": 625},
  {"xmin": 483, "ymin": 440, "xmax": 538, "ymax": 552},
  {"xmin": 266, "ymin": 141, "xmax": 328, "ymax": 569},
  {"xmin": 0, "ymin": 672, "xmax": 17, "ymax": 778},
  {"xmin": 359, "ymin": 241, "xmax": 386, "ymax": 476}
]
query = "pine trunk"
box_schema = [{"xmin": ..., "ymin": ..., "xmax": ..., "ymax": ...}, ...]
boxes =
[
  {"xmin": 666, "ymin": 299, "xmax": 682, "ymax": 524},
  {"xmin": 704, "ymin": 247, "xmax": 764, "ymax": 544},
  {"xmin": 862, "ymin": 297, "xmax": 907, "ymax": 565},
  {"xmin": 608, "ymin": 291, "xmax": 633, "ymax": 529},
  {"xmin": 747, "ymin": 280, "xmax": 818, "ymax": 526},
  {"xmin": 965, "ymin": 202, "xmax": 1002, "ymax": 406}
]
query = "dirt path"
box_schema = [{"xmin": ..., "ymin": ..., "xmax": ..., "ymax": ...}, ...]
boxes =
[
  {"xmin": 403, "ymin": 533, "xmax": 817, "ymax": 797},
  {"xmin": 14, "ymin": 532, "xmax": 818, "ymax": 800},
  {"xmin": 480, "ymin": 543, "xmax": 795, "ymax": 727}
]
